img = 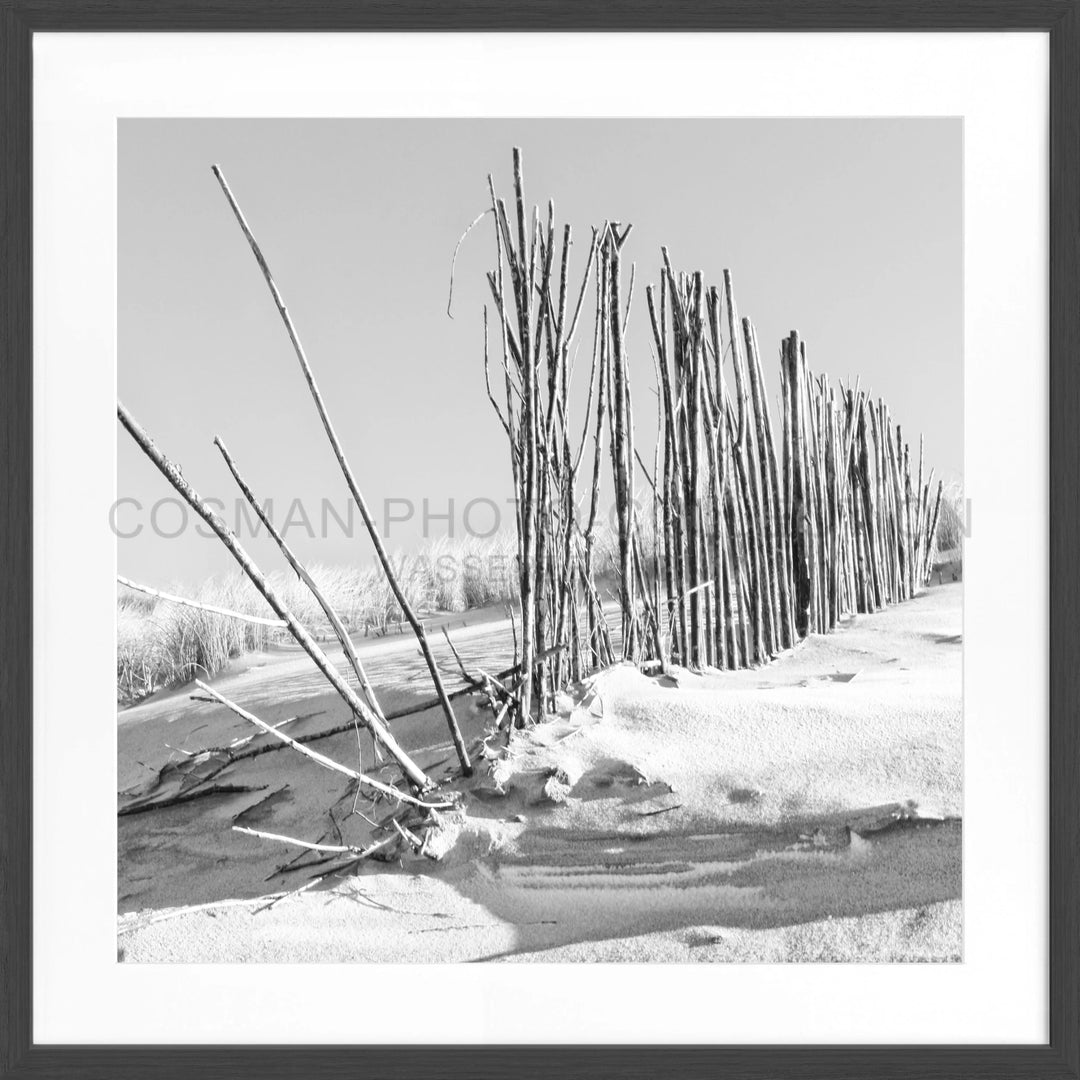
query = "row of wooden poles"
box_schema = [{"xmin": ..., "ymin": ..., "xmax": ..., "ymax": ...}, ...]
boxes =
[{"xmin": 485, "ymin": 149, "xmax": 945, "ymax": 722}]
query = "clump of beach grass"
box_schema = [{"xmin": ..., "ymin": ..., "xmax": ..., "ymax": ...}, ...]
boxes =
[
  {"xmin": 934, "ymin": 480, "xmax": 965, "ymax": 554},
  {"xmin": 117, "ymin": 575, "xmax": 273, "ymax": 704},
  {"xmin": 117, "ymin": 534, "xmax": 525, "ymax": 704},
  {"xmin": 422, "ymin": 533, "xmax": 520, "ymax": 611}
]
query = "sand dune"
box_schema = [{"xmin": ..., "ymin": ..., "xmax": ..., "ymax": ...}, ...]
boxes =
[{"xmin": 118, "ymin": 582, "xmax": 962, "ymax": 963}]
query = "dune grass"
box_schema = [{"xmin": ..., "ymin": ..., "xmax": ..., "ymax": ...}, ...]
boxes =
[
  {"xmin": 117, "ymin": 536, "xmax": 523, "ymax": 704},
  {"xmin": 934, "ymin": 480, "xmax": 965, "ymax": 553}
]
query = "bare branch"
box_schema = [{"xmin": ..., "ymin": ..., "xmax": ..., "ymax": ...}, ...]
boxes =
[
  {"xmin": 117, "ymin": 576, "xmax": 285, "ymax": 628},
  {"xmin": 447, "ymin": 208, "xmax": 492, "ymax": 318}
]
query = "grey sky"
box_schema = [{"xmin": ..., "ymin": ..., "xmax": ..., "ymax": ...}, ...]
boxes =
[{"xmin": 118, "ymin": 118, "xmax": 961, "ymax": 588}]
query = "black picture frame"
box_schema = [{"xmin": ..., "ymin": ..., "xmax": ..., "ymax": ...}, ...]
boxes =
[{"xmin": 2, "ymin": 3, "xmax": 1076, "ymax": 1077}]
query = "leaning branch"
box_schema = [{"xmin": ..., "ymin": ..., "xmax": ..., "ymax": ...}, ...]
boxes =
[
  {"xmin": 117, "ymin": 576, "xmax": 286, "ymax": 628},
  {"xmin": 213, "ymin": 436, "xmax": 387, "ymax": 725},
  {"xmin": 211, "ymin": 164, "xmax": 472, "ymax": 778}
]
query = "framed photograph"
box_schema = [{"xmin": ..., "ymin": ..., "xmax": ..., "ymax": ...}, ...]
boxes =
[{"xmin": 2, "ymin": 3, "xmax": 1077, "ymax": 1078}]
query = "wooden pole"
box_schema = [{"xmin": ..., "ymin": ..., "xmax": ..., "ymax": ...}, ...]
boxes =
[
  {"xmin": 923, "ymin": 479, "xmax": 945, "ymax": 582},
  {"xmin": 856, "ymin": 401, "xmax": 883, "ymax": 609},
  {"xmin": 784, "ymin": 333, "xmax": 811, "ymax": 637},
  {"xmin": 743, "ymin": 316, "xmax": 790, "ymax": 649},
  {"xmin": 915, "ymin": 434, "xmax": 926, "ymax": 585},
  {"xmin": 512, "ymin": 150, "xmax": 541, "ymax": 721},
  {"xmin": 608, "ymin": 228, "xmax": 637, "ymax": 661},
  {"xmin": 903, "ymin": 438, "xmax": 914, "ymax": 597},
  {"xmin": 736, "ymin": 313, "xmax": 777, "ymax": 655},
  {"xmin": 214, "ymin": 437, "xmax": 389, "ymax": 726},
  {"xmin": 703, "ymin": 288, "xmax": 731, "ymax": 666},
  {"xmin": 211, "ymin": 164, "xmax": 471, "ymax": 776}
]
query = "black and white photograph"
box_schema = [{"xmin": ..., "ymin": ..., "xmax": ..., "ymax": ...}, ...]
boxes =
[{"xmin": 114, "ymin": 118, "xmax": 963, "ymax": 964}]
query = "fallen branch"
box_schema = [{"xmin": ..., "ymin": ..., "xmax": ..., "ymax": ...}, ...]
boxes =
[
  {"xmin": 237, "ymin": 828, "xmax": 399, "ymax": 889},
  {"xmin": 390, "ymin": 818, "xmax": 424, "ymax": 853},
  {"xmin": 441, "ymin": 626, "xmax": 472, "ymax": 683},
  {"xmin": 637, "ymin": 803, "xmax": 683, "ymax": 818},
  {"xmin": 119, "ymin": 781, "xmax": 266, "ymax": 817},
  {"xmin": 491, "ymin": 700, "xmax": 512, "ymax": 733},
  {"xmin": 232, "ymin": 825, "xmax": 377, "ymax": 855},
  {"xmin": 195, "ymin": 680, "xmax": 455, "ymax": 811},
  {"xmin": 228, "ymin": 715, "xmax": 299, "ymax": 750},
  {"xmin": 118, "ymin": 895, "xmax": 295, "ymax": 934},
  {"xmin": 117, "ymin": 576, "xmax": 286, "ymax": 628},
  {"xmin": 169, "ymin": 655, "xmax": 524, "ymax": 779},
  {"xmin": 252, "ymin": 874, "xmax": 326, "ymax": 914}
]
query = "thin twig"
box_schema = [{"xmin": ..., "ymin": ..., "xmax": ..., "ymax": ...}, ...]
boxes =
[{"xmin": 447, "ymin": 208, "xmax": 492, "ymax": 318}]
